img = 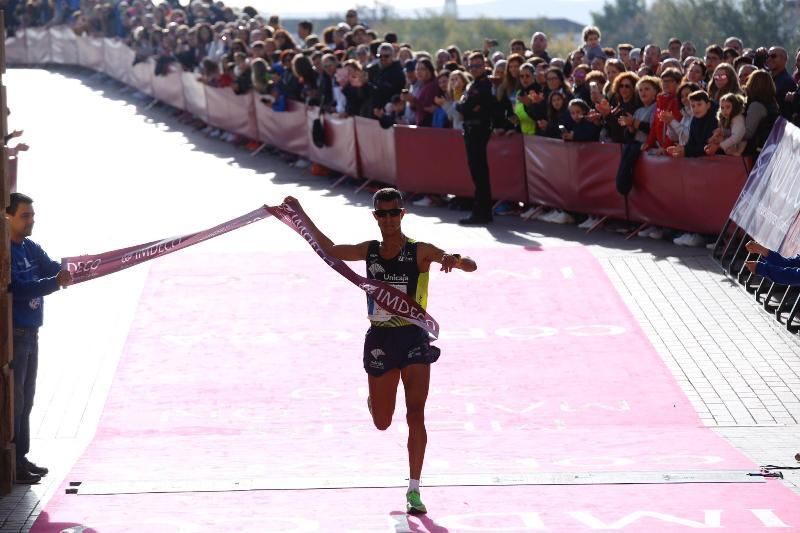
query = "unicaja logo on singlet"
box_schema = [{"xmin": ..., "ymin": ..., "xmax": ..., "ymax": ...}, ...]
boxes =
[
  {"xmin": 368, "ymin": 263, "xmax": 386, "ymax": 276},
  {"xmin": 370, "ymin": 348, "xmax": 385, "ymax": 359}
]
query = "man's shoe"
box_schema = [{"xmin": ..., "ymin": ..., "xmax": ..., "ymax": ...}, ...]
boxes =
[
  {"xmin": 406, "ymin": 490, "xmax": 428, "ymax": 515},
  {"xmin": 15, "ymin": 468, "xmax": 41, "ymax": 485},
  {"xmin": 23, "ymin": 458, "xmax": 48, "ymax": 477},
  {"xmin": 458, "ymin": 215, "xmax": 492, "ymax": 225}
]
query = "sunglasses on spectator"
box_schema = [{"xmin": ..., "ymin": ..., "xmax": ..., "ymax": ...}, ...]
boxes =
[
  {"xmin": 619, "ymin": 83, "xmax": 633, "ymax": 88},
  {"xmin": 768, "ymin": 53, "xmax": 778, "ymax": 58},
  {"xmin": 713, "ymin": 73, "xmax": 728, "ymax": 79},
  {"xmin": 379, "ymin": 54, "xmax": 392, "ymax": 59},
  {"xmin": 374, "ymin": 208, "xmax": 403, "ymax": 217},
  {"xmin": 468, "ymin": 63, "xmax": 483, "ymax": 69}
]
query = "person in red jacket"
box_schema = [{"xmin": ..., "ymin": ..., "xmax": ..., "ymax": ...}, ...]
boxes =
[{"xmin": 641, "ymin": 68, "xmax": 682, "ymax": 153}]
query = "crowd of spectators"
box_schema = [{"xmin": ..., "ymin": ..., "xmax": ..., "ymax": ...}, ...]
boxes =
[{"xmin": 5, "ymin": 1, "xmax": 800, "ymax": 244}]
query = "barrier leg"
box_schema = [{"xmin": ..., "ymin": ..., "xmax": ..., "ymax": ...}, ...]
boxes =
[
  {"xmin": 776, "ymin": 287, "xmax": 799, "ymax": 322},
  {"xmin": 145, "ymin": 98, "xmax": 159, "ymax": 110},
  {"xmin": 522, "ymin": 205, "xmax": 545, "ymax": 221},
  {"xmin": 585, "ymin": 216, "xmax": 608, "ymax": 234},
  {"xmin": 785, "ymin": 297, "xmax": 800, "ymax": 333},
  {"xmin": 330, "ymin": 174, "xmax": 350, "ymax": 189},
  {"xmin": 250, "ymin": 142, "xmax": 268, "ymax": 157},
  {"xmin": 624, "ymin": 222, "xmax": 650, "ymax": 241},
  {"xmin": 354, "ymin": 179, "xmax": 374, "ymax": 193}
]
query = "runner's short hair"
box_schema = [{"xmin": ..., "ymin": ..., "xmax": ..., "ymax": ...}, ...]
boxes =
[
  {"xmin": 372, "ymin": 188, "xmax": 404, "ymax": 208},
  {"xmin": 6, "ymin": 192, "xmax": 33, "ymax": 215}
]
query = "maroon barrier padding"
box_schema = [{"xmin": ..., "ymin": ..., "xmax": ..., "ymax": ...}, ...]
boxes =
[
  {"xmin": 76, "ymin": 36, "xmax": 104, "ymax": 70},
  {"xmin": 254, "ymin": 100, "xmax": 309, "ymax": 158},
  {"xmin": 49, "ymin": 27, "xmax": 78, "ymax": 65},
  {"xmin": 5, "ymin": 35, "xmax": 27, "ymax": 65},
  {"xmin": 129, "ymin": 59, "xmax": 154, "ymax": 96},
  {"xmin": 103, "ymin": 40, "xmax": 134, "ymax": 84},
  {"xmin": 204, "ymin": 86, "xmax": 257, "ymax": 140},
  {"xmin": 25, "ymin": 28, "xmax": 51, "ymax": 64},
  {"xmin": 629, "ymin": 154, "xmax": 749, "ymax": 234},
  {"xmin": 151, "ymin": 69, "xmax": 186, "ymax": 110},
  {"xmin": 486, "ymin": 133, "xmax": 528, "ymax": 203},
  {"xmin": 354, "ymin": 117, "xmax": 396, "ymax": 185},
  {"xmin": 181, "ymin": 73, "xmax": 208, "ymax": 123},
  {"xmin": 525, "ymin": 135, "xmax": 578, "ymax": 207},
  {"xmin": 395, "ymin": 126, "xmax": 474, "ymax": 196},
  {"xmin": 305, "ymin": 108, "xmax": 359, "ymax": 177},
  {"xmin": 395, "ymin": 126, "xmax": 527, "ymax": 201},
  {"xmin": 570, "ymin": 142, "xmax": 625, "ymax": 217}
]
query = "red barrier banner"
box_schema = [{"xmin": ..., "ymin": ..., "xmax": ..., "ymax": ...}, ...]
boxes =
[
  {"xmin": 181, "ymin": 72, "xmax": 208, "ymax": 123},
  {"xmin": 76, "ymin": 36, "xmax": 104, "ymax": 70},
  {"xmin": 255, "ymin": 99, "xmax": 309, "ymax": 157},
  {"xmin": 129, "ymin": 59, "xmax": 154, "ymax": 96},
  {"xmin": 63, "ymin": 207, "xmax": 270, "ymax": 284},
  {"xmin": 25, "ymin": 28, "xmax": 51, "ymax": 64},
  {"xmin": 487, "ymin": 133, "xmax": 528, "ymax": 203},
  {"xmin": 395, "ymin": 126, "xmax": 474, "ymax": 197},
  {"xmin": 306, "ymin": 108, "xmax": 359, "ymax": 177},
  {"xmin": 49, "ymin": 26, "xmax": 78, "ymax": 65},
  {"xmin": 266, "ymin": 199, "xmax": 440, "ymax": 338},
  {"xmin": 4, "ymin": 34, "xmax": 27, "ymax": 65},
  {"xmin": 525, "ymin": 135, "xmax": 577, "ymax": 207},
  {"xmin": 151, "ymin": 69, "xmax": 186, "ymax": 110},
  {"xmin": 355, "ymin": 116, "xmax": 397, "ymax": 185},
  {"xmin": 103, "ymin": 39, "xmax": 134, "ymax": 84},
  {"xmin": 205, "ymin": 85, "xmax": 258, "ymax": 140},
  {"xmin": 396, "ymin": 126, "xmax": 527, "ymax": 201},
  {"xmin": 61, "ymin": 202, "xmax": 440, "ymax": 338},
  {"xmin": 630, "ymin": 153, "xmax": 749, "ymax": 234}
]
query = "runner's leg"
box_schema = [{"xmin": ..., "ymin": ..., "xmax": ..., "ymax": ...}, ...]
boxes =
[
  {"xmin": 368, "ymin": 369, "xmax": 401, "ymax": 430},
  {"xmin": 400, "ymin": 363, "xmax": 430, "ymax": 481}
]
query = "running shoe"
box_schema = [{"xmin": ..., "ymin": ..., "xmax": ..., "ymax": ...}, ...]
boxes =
[{"xmin": 406, "ymin": 490, "xmax": 427, "ymax": 514}]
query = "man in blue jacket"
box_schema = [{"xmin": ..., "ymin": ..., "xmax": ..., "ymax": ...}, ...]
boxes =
[
  {"xmin": 745, "ymin": 240, "xmax": 800, "ymax": 285},
  {"xmin": 5, "ymin": 193, "xmax": 72, "ymax": 484}
]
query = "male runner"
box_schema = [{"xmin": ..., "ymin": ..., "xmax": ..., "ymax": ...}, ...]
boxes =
[{"xmin": 285, "ymin": 189, "xmax": 477, "ymax": 514}]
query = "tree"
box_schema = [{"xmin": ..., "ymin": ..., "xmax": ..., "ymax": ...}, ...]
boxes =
[{"xmin": 590, "ymin": 0, "xmax": 650, "ymax": 48}]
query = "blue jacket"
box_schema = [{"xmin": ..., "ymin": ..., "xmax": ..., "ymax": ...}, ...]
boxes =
[
  {"xmin": 9, "ymin": 239, "xmax": 62, "ymax": 328},
  {"xmin": 756, "ymin": 250, "xmax": 800, "ymax": 286}
]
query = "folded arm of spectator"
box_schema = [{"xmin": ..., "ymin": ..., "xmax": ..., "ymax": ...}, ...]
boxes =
[{"xmin": 719, "ymin": 114, "xmax": 746, "ymax": 155}]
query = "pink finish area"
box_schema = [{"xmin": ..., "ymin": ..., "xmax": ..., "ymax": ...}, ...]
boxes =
[{"xmin": 33, "ymin": 247, "xmax": 800, "ymax": 531}]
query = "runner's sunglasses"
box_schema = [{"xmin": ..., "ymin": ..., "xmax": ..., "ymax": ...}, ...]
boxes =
[{"xmin": 373, "ymin": 208, "xmax": 404, "ymax": 218}]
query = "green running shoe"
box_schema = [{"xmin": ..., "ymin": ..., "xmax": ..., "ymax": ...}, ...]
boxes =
[{"xmin": 406, "ymin": 490, "xmax": 427, "ymax": 514}]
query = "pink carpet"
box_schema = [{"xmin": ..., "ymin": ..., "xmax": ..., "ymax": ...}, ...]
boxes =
[{"xmin": 32, "ymin": 246, "xmax": 800, "ymax": 532}]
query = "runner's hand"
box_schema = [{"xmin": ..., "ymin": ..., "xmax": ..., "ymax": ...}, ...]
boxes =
[
  {"xmin": 440, "ymin": 254, "xmax": 460, "ymax": 273},
  {"xmin": 744, "ymin": 261, "xmax": 758, "ymax": 274}
]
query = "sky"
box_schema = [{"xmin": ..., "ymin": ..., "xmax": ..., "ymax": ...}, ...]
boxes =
[{"xmin": 224, "ymin": 0, "xmax": 597, "ymax": 24}]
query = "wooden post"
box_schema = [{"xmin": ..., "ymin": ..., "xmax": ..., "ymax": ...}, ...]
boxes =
[{"xmin": 0, "ymin": 9, "xmax": 16, "ymax": 495}]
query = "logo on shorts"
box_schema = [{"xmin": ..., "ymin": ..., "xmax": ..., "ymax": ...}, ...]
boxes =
[
  {"xmin": 28, "ymin": 298, "xmax": 41, "ymax": 310},
  {"xmin": 407, "ymin": 346, "xmax": 424, "ymax": 359},
  {"xmin": 370, "ymin": 348, "xmax": 385, "ymax": 359}
]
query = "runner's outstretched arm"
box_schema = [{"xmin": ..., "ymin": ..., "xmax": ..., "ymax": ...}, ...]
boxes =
[
  {"xmin": 416, "ymin": 242, "xmax": 477, "ymax": 273},
  {"xmin": 283, "ymin": 196, "xmax": 369, "ymax": 261}
]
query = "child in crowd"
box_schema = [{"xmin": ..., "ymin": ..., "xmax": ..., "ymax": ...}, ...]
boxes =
[
  {"xmin": 198, "ymin": 57, "xmax": 222, "ymax": 87},
  {"xmin": 642, "ymin": 68, "xmax": 682, "ymax": 153},
  {"xmin": 665, "ymin": 81, "xmax": 700, "ymax": 146},
  {"xmin": 581, "ymin": 25, "xmax": 605, "ymax": 64},
  {"xmin": 707, "ymin": 92, "xmax": 747, "ymax": 155},
  {"xmin": 539, "ymin": 90, "xmax": 570, "ymax": 138},
  {"xmin": 378, "ymin": 94, "xmax": 407, "ymax": 129},
  {"xmin": 562, "ymin": 99, "xmax": 601, "ymax": 142},
  {"xmin": 666, "ymin": 90, "xmax": 718, "ymax": 158},
  {"xmin": 615, "ymin": 76, "xmax": 659, "ymax": 199}
]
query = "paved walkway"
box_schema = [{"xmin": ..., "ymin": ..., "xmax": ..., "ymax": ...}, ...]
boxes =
[{"xmin": 1, "ymin": 66, "xmax": 798, "ymax": 531}]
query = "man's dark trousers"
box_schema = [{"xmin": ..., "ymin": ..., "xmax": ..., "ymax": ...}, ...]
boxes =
[
  {"xmin": 11, "ymin": 327, "xmax": 38, "ymax": 467},
  {"xmin": 464, "ymin": 125, "xmax": 493, "ymax": 219}
]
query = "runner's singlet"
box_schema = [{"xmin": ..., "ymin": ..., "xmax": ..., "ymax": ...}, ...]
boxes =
[{"xmin": 366, "ymin": 239, "xmax": 429, "ymax": 327}]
